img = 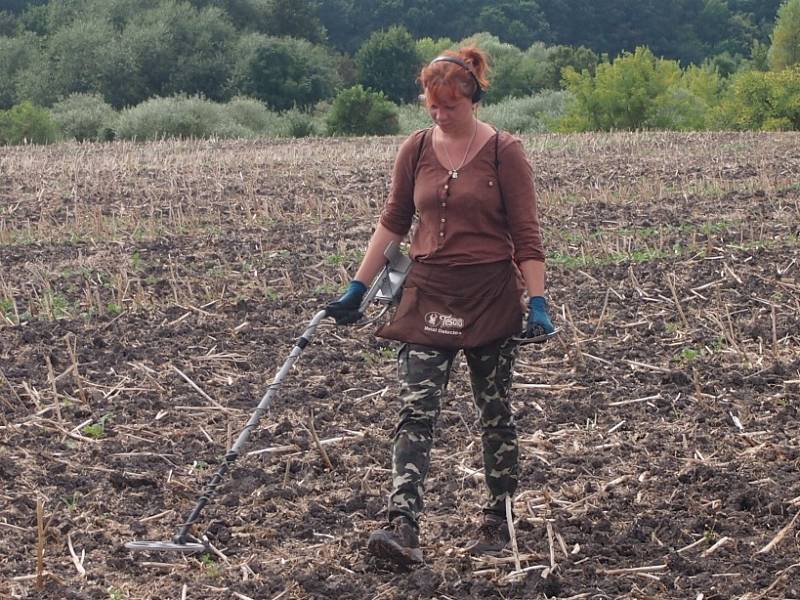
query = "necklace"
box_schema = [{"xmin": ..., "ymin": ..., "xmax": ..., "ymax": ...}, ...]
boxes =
[{"xmin": 438, "ymin": 119, "xmax": 477, "ymax": 180}]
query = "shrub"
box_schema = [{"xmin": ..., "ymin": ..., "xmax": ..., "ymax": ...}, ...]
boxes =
[
  {"xmin": 114, "ymin": 95, "xmax": 249, "ymax": 141},
  {"xmin": 51, "ymin": 93, "xmax": 116, "ymax": 141},
  {"xmin": 646, "ymin": 88, "xmax": 708, "ymax": 131},
  {"xmin": 482, "ymin": 90, "xmax": 571, "ymax": 133},
  {"xmin": 283, "ymin": 108, "xmax": 317, "ymax": 138},
  {"xmin": 0, "ymin": 101, "xmax": 59, "ymax": 145},
  {"xmin": 397, "ymin": 102, "xmax": 433, "ymax": 134},
  {"xmin": 225, "ymin": 96, "xmax": 284, "ymax": 135},
  {"xmin": 326, "ymin": 85, "xmax": 399, "ymax": 136}
]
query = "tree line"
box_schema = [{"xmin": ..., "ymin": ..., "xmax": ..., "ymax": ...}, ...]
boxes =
[
  {"xmin": 317, "ymin": 0, "xmax": 784, "ymax": 66},
  {"xmin": 3, "ymin": 0, "xmax": 781, "ymax": 66},
  {"xmin": 1, "ymin": 0, "xmax": 799, "ymax": 143}
]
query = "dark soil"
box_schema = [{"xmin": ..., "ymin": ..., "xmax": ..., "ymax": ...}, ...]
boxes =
[{"xmin": 1, "ymin": 132, "xmax": 799, "ymax": 599}]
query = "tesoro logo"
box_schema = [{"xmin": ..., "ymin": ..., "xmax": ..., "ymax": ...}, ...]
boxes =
[{"xmin": 424, "ymin": 312, "xmax": 464, "ymax": 331}]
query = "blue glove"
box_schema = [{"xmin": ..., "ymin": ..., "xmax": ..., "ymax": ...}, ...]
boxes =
[
  {"xmin": 325, "ymin": 281, "xmax": 367, "ymax": 325},
  {"xmin": 524, "ymin": 296, "xmax": 555, "ymax": 341}
]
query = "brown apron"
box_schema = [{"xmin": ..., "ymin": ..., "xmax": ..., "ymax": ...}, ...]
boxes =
[{"xmin": 376, "ymin": 260, "xmax": 525, "ymax": 350}]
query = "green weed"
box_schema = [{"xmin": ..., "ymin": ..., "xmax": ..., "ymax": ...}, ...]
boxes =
[
  {"xmin": 361, "ymin": 347, "xmax": 395, "ymax": 367},
  {"xmin": 199, "ymin": 552, "xmax": 221, "ymax": 577},
  {"xmin": 108, "ymin": 588, "xmax": 124, "ymax": 600},
  {"xmin": 313, "ymin": 283, "xmax": 340, "ymax": 295},
  {"xmin": 62, "ymin": 492, "xmax": 80, "ymax": 511},
  {"xmin": 44, "ymin": 292, "xmax": 72, "ymax": 319},
  {"xmin": 678, "ymin": 347, "xmax": 700, "ymax": 362},
  {"xmin": 82, "ymin": 414, "xmax": 111, "ymax": 439},
  {"xmin": 0, "ymin": 298, "xmax": 16, "ymax": 322},
  {"xmin": 129, "ymin": 251, "xmax": 143, "ymax": 271}
]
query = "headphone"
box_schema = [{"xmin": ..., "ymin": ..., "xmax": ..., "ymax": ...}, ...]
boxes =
[{"xmin": 429, "ymin": 55, "xmax": 484, "ymax": 103}]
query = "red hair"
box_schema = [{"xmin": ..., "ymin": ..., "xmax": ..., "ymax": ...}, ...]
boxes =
[{"xmin": 419, "ymin": 46, "xmax": 490, "ymax": 106}]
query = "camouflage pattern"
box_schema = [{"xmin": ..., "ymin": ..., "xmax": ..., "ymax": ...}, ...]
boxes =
[{"xmin": 387, "ymin": 338, "xmax": 519, "ymax": 524}]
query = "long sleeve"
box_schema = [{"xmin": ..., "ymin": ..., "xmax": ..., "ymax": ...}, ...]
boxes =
[
  {"xmin": 379, "ymin": 129, "xmax": 428, "ymax": 236},
  {"xmin": 497, "ymin": 135, "xmax": 545, "ymax": 263}
]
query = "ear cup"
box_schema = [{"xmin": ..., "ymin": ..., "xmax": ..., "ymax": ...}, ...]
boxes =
[{"xmin": 430, "ymin": 56, "xmax": 484, "ymax": 103}]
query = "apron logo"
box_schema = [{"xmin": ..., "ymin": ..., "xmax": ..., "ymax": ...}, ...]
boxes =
[{"xmin": 424, "ymin": 312, "xmax": 464, "ymax": 336}]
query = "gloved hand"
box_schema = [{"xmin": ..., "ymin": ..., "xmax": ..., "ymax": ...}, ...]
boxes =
[
  {"xmin": 524, "ymin": 296, "xmax": 555, "ymax": 341},
  {"xmin": 325, "ymin": 280, "xmax": 367, "ymax": 325}
]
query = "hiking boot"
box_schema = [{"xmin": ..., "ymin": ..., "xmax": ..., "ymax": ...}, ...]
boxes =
[
  {"xmin": 367, "ymin": 516, "xmax": 423, "ymax": 566},
  {"xmin": 465, "ymin": 513, "xmax": 511, "ymax": 555}
]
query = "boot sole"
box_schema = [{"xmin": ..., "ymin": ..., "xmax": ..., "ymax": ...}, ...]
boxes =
[{"xmin": 367, "ymin": 531, "xmax": 423, "ymax": 566}]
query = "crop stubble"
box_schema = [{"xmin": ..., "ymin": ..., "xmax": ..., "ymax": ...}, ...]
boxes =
[{"xmin": 0, "ymin": 132, "xmax": 799, "ymax": 599}]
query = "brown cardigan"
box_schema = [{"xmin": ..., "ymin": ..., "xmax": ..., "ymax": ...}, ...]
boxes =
[{"xmin": 379, "ymin": 128, "xmax": 545, "ymax": 266}]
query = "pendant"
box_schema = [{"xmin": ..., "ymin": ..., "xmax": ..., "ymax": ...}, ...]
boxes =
[{"xmin": 448, "ymin": 170, "xmax": 459, "ymax": 179}]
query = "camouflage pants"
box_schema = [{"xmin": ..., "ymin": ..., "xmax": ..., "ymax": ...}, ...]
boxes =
[{"xmin": 387, "ymin": 338, "xmax": 519, "ymax": 525}]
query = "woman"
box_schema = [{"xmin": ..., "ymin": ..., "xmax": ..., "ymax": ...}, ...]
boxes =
[{"xmin": 326, "ymin": 46, "xmax": 554, "ymax": 567}]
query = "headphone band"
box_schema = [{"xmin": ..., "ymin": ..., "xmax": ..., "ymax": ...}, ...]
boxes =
[{"xmin": 429, "ymin": 55, "xmax": 484, "ymax": 102}]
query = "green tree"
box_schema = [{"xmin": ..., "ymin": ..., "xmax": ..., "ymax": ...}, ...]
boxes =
[
  {"xmin": 29, "ymin": 17, "xmax": 119, "ymax": 105},
  {"xmin": 646, "ymin": 63, "xmax": 720, "ymax": 130},
  {"xmin": 0, "ymin": 32, "xmax": 40, "ymax": 109},
  {"xmin": 560, "ymin": 46, "xmax": 688, "ymax": 131},
  {"xmin": 415, "ymin": 37, "xmax": 456, "ymax": 64},
  {"xmin": 265, "ymin": 0, "xmax": 326, "ymax": 43},
  {"xmin": 5, "ymin": 0, "xmax": 47, "ymax": 14},
  {"xmin": 704, "ymin": 51, "xmax": 741, "ymax": 77},
  {"xmin": 356, "ymin": 26, "xmax": 420, "ymax": 104},
  {"xmin": 13, "ymin": 13, "xmax": 141, "ymax": 108},
  {"xmin": 747, "ymin": 39, "xmax": 771, "ymax": 71},
  {"xmin": 231, "ymin": 35, "xmax": 340, "ymax": 110},
  {"xmin": 769, "ymin": 0, "xmax": 800, "ymax": 70},
  {"xmin": 460, "ymin": 32, "xmax": 531, "ymax": 103},
  {"xmin": 711, "ymin": 66, "xmax": 800, "ymax": 129},
  {"xmin": 120, "ymin": 2, "xmax": 236, "ymax": 104},
  {"xmin": 327, "ymin": 84, "xmax": 399, "ymax": 135},
  {"xmin": 476, "ymin": 0, "xmax": 551, "ymax": 48},
  {"xmin": 545, "ymin": 45, "xmax": 598, "ymax": 89},
  {"xmin": 0, "ymin": 11, "xmax": 18, "ymax": 36},
  {"xmin": 459, "ymin": 34, "xmax": 590, "ymax": 102},
  {"xmin": 18, "ymin": 0, "xmax": 87, "ymax": 36}
]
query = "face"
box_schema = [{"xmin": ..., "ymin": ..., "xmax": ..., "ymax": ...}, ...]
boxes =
[{"xmin": 426, "ymin": 90, "xmax": 473, "ymax": 133}]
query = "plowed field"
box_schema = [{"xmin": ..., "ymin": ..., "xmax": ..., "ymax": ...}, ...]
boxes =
[{"xmin": 1, "ymin": 132, "xmax": 799, "ymax": 599}]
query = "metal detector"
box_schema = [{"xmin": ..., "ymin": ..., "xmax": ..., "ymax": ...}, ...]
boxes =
[
  {"xmin": 358, "ymin": 241, "xmax": 412, "ymax": 321},
  {"xmin": 125, "ymin": 309, "xmax": 328, "ymax": 554},
  {"xmin": 512, "ymin": 326, "xmax": 561, "ymax": 345},
  {"xmin": 125, "ymin": 243, "xmax": 410, "ymax": 554}
]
